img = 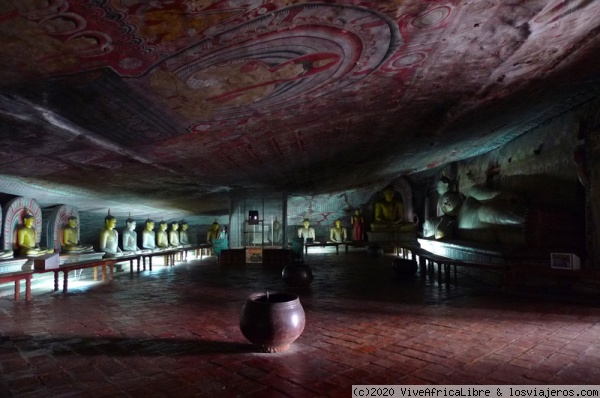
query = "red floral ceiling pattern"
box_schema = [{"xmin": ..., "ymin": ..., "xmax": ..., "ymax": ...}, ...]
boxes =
[{"xmin": 0, "ymin": 0, "xmax": 599, "ymax": 218}]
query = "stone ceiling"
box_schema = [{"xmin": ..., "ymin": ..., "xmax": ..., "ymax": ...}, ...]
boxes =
[{"xmin": 0, "ymin": 0, "xmax": 599, "ymax": 220}]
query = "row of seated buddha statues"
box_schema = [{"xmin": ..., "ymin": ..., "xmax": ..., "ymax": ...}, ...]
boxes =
[
  {"xmin": 296, "ymin": 217, "xmax": 362, "ymax": 244},
  {"xmin": 63, "ymin": 214, "xmax": 192, "ymax": 259}
]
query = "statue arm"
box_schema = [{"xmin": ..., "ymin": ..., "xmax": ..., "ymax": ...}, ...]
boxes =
[{"xmin": 99, "ymin": 230, "xmax": 108, "ymax": 251}]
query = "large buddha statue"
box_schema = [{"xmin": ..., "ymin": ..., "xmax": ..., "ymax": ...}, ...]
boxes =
[
  {"xmin": 168, "ymin": 222, "xmax": 181, "ymax": 248},
  {"xmin": 179, "ymin": 221, "xmax": 191, "ymax": 246},
  {"xmin": 328, "ymin": 219, "xmax": 347, "ymax": 243},
  {"xmin": 122, "ymin": 218, "xmax": 142, "ymax": 254},
  {"xmin": 371, "ymin": 185, "xmax": 414, "ymax": 232},
  {"xmin": 206, "ymin": 221, "xmax": 219, "ymax": 244},
  {"xmin": 156, "ymin": 221, "xmax": 170, "ymax": 249},
  {"xmin": 99, "ymin": 213, "xmax": 123, "ymax": 258},
  {"xmin": 423, "ymin": 183, "xmax": 526, "ymax": 243},
  {"xmin": 297, "ymin": 218, "xmax": 316, "ymax": 242},
  {"xmin": 17, "ymin": 213, "xmax": 50, "ymax": 257},
  {"xmin": 142, "ymin": 219, "xmax": 158, "ymax": 251},
  {"xmin": 62, "ymin": 215, "xmax": 94, "ymax": 253}
]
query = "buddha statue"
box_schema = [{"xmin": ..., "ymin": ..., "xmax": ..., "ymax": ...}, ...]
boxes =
[
  {"xmin": 122, "ymin": 218, "xmax": 142, "ymax": 254},
  {"xmin": 62, "ymin": 215, "xmax": 94, "ymax": 253},
  {"xmin": 423, "ymin": 183, "xmax": 526, "ymax": 243},
  {"xmin": 272, "ymin": 217, "xmax": 282, "ymax": 244},
  {"xmin": 179, "ymin": 221, "xmax": 190, "ymax": 246},
  {"xmin": 142, "ymin": 219, "xmax": 158, "ymax": 251},
  {"xmin": 206, "ymin": 222, "xmax": 219, "ymax": 244},
  {"xmin": 329, "ymin": 219, "xmax": 347, "ymax": 243},
  {"xmin": 99, "ymin": 213, "xmax": 123, "ymax": 258},
  {"xmin": 371, "ymin": 185, "xmax": 415, "ymax": 232},
  {"xmin": 168, "ymin": 222, "xmax": 181, "ymax": 248},
  {"xmin": 17, "ymin": 213, "xmax": 50, "ymax": 257},
  {"xmin": 156, "ymin": 221, "xmax": 169, "ymax": 249},
  {"xmin": 297, "ymin": 219, "xmax": 316, "ymax": 242},
  {"xmin": 423, "ymin": 191, "xmax": 462, "ymax": 240}
]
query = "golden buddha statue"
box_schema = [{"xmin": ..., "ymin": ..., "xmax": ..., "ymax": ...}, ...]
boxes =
[
  {"xmin": 17, "ymin": 213, "xmax": 50, "ymax": 257},
  {"xmin": 62, "ymin": 216, "xmax": 94, "ymax": 253},
  {"xmin": 99, "ymin": 213, "xmax": 123, "ymax": 257},
  {"xmin": 297, "ymin": 219, "xmax": 316, "ymax": 242},
  {"xmin": 371, "ymin": 185, "xmax": 415, "ymax": 232},
  {"xmin": 328, "ymin": 219, "xmax": 347, "ymax": 243},
  {"xmin": 156, "ymin": 221, "xmax": 170, "ymax": 248},
  {"xmin": 206, "ymin": 222, "xmax": 219, "ymax": 244}
]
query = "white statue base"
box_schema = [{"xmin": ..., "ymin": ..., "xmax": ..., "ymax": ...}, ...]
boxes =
[
  {"xmin": 60, "ymin": 252, "xmax": 105, "ymax": 265},
  {"xmin": 0, "ymin": 258, "xmax": 29, "ymax": 273}
]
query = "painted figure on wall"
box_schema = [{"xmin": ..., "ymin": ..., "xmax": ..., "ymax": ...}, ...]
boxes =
[
  {"xmin": 17, "ymin": 212, "xmax": 49, "ymax": 257},
  {"xmin": 62, "ymin": 215, "xmax": 94, "ymax": 253},
  {"xmin": 298, "ymin": 218, "xmax": 316, "ymax": 242},
  {"xmin": 151, "ymin": 53, "xmax": 340, "ymax": 119},
  {"xmin": 329, "ymin": 219, "xmax": 347, "ymax": 243},
  {"xmin": 99, "ymin": 212, "xmax": 123, "ymax": 258},
  {"xmin": 351, "ymin": 209, "xmax": 364, "ymax": 241}
]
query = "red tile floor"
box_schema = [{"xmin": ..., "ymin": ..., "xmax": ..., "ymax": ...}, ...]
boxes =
[{"xmin": 1, "ymin": 249, "xmax": 600, "ymax": 397}]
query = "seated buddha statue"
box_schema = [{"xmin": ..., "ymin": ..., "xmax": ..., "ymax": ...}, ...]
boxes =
[
  {"xmin": 142, "ymin": 219, "xmax": 159, "ymax": 251},
  {"xmin": 17, "ymin": 213, "xmax": 50, "ymax": 257},
  {"xmin": 62, "ymin": 216, "xmax": 94, "ymax": 253},
  {"xmin": 168, "ymin": 222, "xmax": 182, "ymax": 248},
  {"xmin": 328, "ymin": 219, "xmax": 347, "ymax": 243},
  {"xmin": 297, "ymin": 219, "xmax": 316, "ymax": 242},
  {"xmin": 179, "ymin": 221, "xmax": 191, "ymax": 246},
  {"xmin": 206, "ymin": 222, "xmax": 219, "ymax": 245},
  {"xmin": 99, "ymin": 213, "xmax": 123, "ymax": 258},
  {"xmin": 370, "ymin": 185, "xmax": 415, "ymax": 232},
  {"xmin": 272, "ymin": 218, "xmax": 282, "ymax": 244},
  {"xmin": 122, "ymin": 218, "xmax": 143, "ymax": 254},
  {"xmin": 156, "ymin": 221, "xmax": 170, "ymax": 249}
]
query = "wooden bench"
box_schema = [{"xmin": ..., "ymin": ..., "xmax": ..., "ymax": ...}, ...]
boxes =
[
  {"xmin": 342, "ymin": 241, "xmax": 369, "ymax": 254},
  {"xmin": 0, "ymin": 271, "xmax": 33, "ymax": 301},
  {"xmin": 304, "ymin": 242, "xmax": 341, "ymax": 255},
  {"xmin": 36, "ymin": 259, "xmax": 117, "ymax": 294},
  {"xmin": 395, "ymin": 241, "xmax": 509, "ymax": 285}
]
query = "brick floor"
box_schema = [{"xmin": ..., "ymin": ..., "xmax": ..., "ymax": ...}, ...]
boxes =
[{"xmin": 1, "ymin": 251, "xmax": 600, "ymax": 397}]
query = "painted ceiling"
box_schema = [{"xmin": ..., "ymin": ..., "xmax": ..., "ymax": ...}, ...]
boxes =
[{"xmin": 0, "ymin": 0, "xmax": 599, "ymax": 220}]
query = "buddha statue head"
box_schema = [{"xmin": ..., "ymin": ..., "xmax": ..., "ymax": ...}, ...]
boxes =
[
  {"xmin": 105, "ymin": 215, "xmax": 117, "ymax": 230},
  {"xmin": 126, "ymin": 218, "xmax": 136, "ymax": 231},
  {"xmin": 145, "ymin": 219, "xmax": 154, "ymax": 231}
]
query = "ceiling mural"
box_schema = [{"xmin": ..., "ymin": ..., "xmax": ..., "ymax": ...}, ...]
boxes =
[{"xmin": 0, "ymin": 0, "xmax": 599, "ymax": 220}]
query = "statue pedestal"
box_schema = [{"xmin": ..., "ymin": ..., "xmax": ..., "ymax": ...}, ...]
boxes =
[
  {"xmin": 0, "ymin": 258, "xmax": 29, "ymax": 273},
  {"xmin": 34, "ymin": 253, "xmax": 60, "ymax": 270},
  {"xmin": 59, "ymin": 252, "xmax": 105, "ymax": 265}
]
